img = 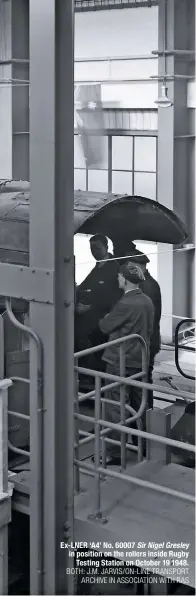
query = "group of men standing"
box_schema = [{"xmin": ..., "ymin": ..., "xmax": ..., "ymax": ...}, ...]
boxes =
[{"xmin": 75, "ymin": 234, "xmax": 162, "ymax": 465}]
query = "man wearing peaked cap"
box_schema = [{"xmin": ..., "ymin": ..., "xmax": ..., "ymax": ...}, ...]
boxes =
[
  {"xmin": 91, "ymin": 260, "xmax": 154, "ymax": 466},
  {"xmin": 113, "ymin": 241, "xmax": 137, "ymax": 259}
]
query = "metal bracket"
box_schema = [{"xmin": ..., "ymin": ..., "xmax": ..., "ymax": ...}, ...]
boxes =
[
  {"xmin": 0, "ymin": 263, "xmax": 54, "ymax": 304},
  {"xmin": 74, "ymin": 487, "xmax": 87, "ymax": 496},
  {"xmin": 87, "ymin": 511, "xmax": 108, "ymax": 524}
]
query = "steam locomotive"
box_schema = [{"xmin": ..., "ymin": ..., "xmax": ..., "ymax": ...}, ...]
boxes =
[{"xmin": 0, "ymin": 180, "xmax": 188, "ymax": 453}]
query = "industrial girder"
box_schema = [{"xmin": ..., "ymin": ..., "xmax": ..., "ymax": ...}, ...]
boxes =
[{"xmin": 74, "ymin": 0, "xmax": 158, "ymax": 11}]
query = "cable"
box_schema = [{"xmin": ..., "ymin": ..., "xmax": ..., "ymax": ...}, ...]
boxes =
[
  {"xmin": 76, "ymin": 245, "xmax": 196, "ymax": 322},
  {"xmin": 75, "ymin": 243, "xmax": 195, "ymax": 266},
  {"xmin": 161, "ymin": 314, "xmax": 195, "ymax": 321}
]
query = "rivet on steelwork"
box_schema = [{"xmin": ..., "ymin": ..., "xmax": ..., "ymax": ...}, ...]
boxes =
[
  {"xmin": 63, "ymin": 522, "xmax": 69, "ymax": 531},
  {"xmin": 64, "ymin": 257, "xmax": 70, "ymax": 263},
  {"xmin": 64, "ymin": 301, "xmax": 70, "ymax": 307},
  {"xmin": 32, "ymin": 269, "xmax": 35, "ymax": 273}
]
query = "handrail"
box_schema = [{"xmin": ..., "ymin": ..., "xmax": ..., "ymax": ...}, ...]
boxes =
[
  {"xmin": 75, "ymin": 460, "xmax": 195, "ymax": 504},
  {"xmin": 75, "ymin": 332, "xmax": 147, "ymax": 359},
  {"xmin": 74, "ymin": 332, "xmax": 148, "ymax": 490},
  {"xmin": 76, "ymin": 365, "xmax": 194, "ymax": 401},
  {"xmin": 78, "ymin": 370, "xmax": 144, "ymax": 403},
  {"xmin": 0, "ymin": 379, "xmax": 12, "ymax": 496},
  {"xmin": 7, "ymin": 377, "xmax": 30, "ymax": 456},
  {"xmin": 74, "ymin": 329, "xmax": 195, "ymax": 517},
  {"xmin": 75, "ymin": 331, "xmax": 195, "ymax": 401},
  {"xmin": 5, "ymin": 299, "xmax": 44, "ymax": 593}
]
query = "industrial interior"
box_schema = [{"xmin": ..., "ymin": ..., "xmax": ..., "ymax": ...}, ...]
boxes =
[{"xmin": 0, "ymin": 0, "xmax": 195, "ymax": 594}]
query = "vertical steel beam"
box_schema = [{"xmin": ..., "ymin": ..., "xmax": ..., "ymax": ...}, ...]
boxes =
[
  {"xmin": 157, "ymin": 0, "xmax": 195, "ymax": 342},
  {"xmin": 146, "ymin": 408, "xmax": 171, "ymax": 464},
  {"xmin": 132, "ymin": 135, "xmax": 135, "ymax": 195},
  {"xmin": 29, "ymin": 1, "xmax": 74, "ymax": 594},
  {"xmin": 0, "ymin": 316, "xmax": 4, "ymax": 381},
  {"xmin": 0, "ymin": 0, "xmax": 11, "ymax": 179},
  {"xmin": 108, "ymin": 135, "xmax": 112, "ymax": 193},
  {"xmin": 0, "ymin": 0, "xmax": 12, "ymax": 180},
  {"xmin": 0, "ymin": 383, "xmax": 9, "ymax": 596},
  {"xmin": 0, "ymin": 0, "xmax": 29, "ymax": 181}
]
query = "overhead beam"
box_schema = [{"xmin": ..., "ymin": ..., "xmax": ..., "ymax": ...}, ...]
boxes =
[{"xmin": 74, "ymin": 0, "xmax": 158, "ymax": 11}]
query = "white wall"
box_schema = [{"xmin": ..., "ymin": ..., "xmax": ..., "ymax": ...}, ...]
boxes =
[
  {"xmin": 75, "ymin": 7, "xmax": 158, "ymax": 108},
  {"xmin": 187, "ymin": 81, "xmax": 196, "ymax": 108},
  {"xmin": 75, "ymin": 8, "xmax": 158, "ymax": 59},
  {"xmin": 74, "ymin": 7, "xmax": 159, "ymax": 286},
  {"xmin": 75, "ymin": 235, "xmax": 157, "ymax": 285}
]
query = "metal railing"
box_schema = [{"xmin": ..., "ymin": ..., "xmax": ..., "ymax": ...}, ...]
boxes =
[
  {"xmin": 8, "ymin": 378, "xmax": 30, "ymax": 458},
  {"xmin": 2, "ymin": 305, "xmax": 195, "ymax": 516},
  {"xmin": 5, "ymin": 300, "xmax": 43, "ymax": 463},
  {"xmin": 74, "ymin": 333, "xmax": 148, "ymax": 500},
  {"xmin": 175, "ymin": 318, "xmax": 195, "ymax": 381},
  {"xmin": 74, "ymin": 334, "xmax": 196, "ymax": 517},
  {"xmin": 3, "ymin": 301, "xmax": 44, "ymax": 593}
]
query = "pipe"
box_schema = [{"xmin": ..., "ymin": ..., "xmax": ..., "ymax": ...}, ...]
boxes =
[
  {"xmin": 75, "ymin": 54, "xmax": 157, "ymax": 63},
  {"xmin": 8, "ymin": 410, "xmax": 30, "ymax": 421},
  {"xmin": 5, "ymin": 299, "xmax": 44, "ymax": 593},
  {"xmin": 8, "ymin": 441, "xmax": 30, "ymax": 458},
  {"xmin": 9, "ymin": 377, "xmax": 30, "ymax": 384}
]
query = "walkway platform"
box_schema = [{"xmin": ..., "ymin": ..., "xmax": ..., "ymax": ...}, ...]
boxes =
[
  {"xmin": 10, "ymin": 457, "xmax": 195, "ymax": 589},
  {"xmin": 74, "ymin": 459, "xmax": 195, "ymax": 588}
]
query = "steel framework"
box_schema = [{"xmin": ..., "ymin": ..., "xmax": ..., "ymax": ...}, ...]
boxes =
[{"xmin": 75, "ymin": 0, "xmax": 158, "ymax": 11}]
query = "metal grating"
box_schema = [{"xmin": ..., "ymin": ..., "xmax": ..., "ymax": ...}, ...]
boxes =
[{"xmin": 75, "ymin": 0, "xmax": 158, "ymax": 11}]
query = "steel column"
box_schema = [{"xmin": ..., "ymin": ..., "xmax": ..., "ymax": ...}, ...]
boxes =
[
  {"xmin": 0, "ymin": 380, "xmax": 12, "ymax": 596},
  {"xmin": 108, "ymin": 135, "xmax": 112, "ymax": 193},
  {"xmin": 0, "ymin": 0, "xmax": 29, "ymax": 181},
  {"xmin": 29, "ymin": 1, "xmax": 74, "ymax": 594},
  {"xmin": 157, "ymin": 0, "xmax": 195, "ymax": 342}
]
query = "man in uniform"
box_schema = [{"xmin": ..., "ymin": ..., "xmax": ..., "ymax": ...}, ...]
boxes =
[
  {"xmin": 95, "ymin": 261, "xmax": 154, "ymax": 465},
  {"xmin": 75, "ymin": 234, "xmax": 122, "ymax": 371}
]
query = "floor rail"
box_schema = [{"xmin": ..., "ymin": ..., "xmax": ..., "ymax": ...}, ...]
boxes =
[{"xmin": 74, "ymin": 333, "xmax": 195, "ymax": 517}]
